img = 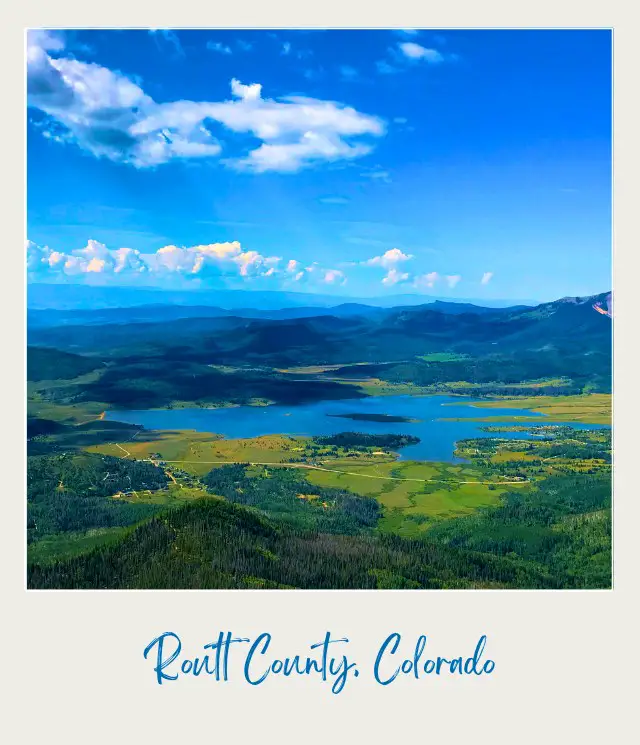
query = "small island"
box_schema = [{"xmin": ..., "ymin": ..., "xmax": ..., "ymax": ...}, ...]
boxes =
[
  {"xmin": 327, "ymin": 412, "xmax": 420, "ymax": 423},
  {"xmin": 314, "ymin": 432, "xmax": 421, "ymax": 449}
]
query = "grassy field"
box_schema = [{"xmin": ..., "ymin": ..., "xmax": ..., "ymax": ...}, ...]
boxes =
[
  {"xmin": 86, "ymin": 426, "xmax": 525, "ymax": 539},
  {"xmin": 345, "ymin": 376, "xmax": 582, "ymax": 399},
  {"xmin": 416, "ymin": 353, "xmax": 470, "ymax": 362},
  {"xmin": 448, "ymin": 393, "xmax": 611, "ymax": 425},
  {"xmin": 27, "ymin": 525, "xmax": 132, "ymax": 565},
  {"xmin": 89, "ymin": 431, "xmax": 299, "ymax": 473},
  {"xmin": 114, "ymin": 482, "xmax": 215, "ymax": 505},
  {"xmin": 49, "ymin": 388, "xmax": 610, "ymax": 547},
  {"xmin": 303, "ymin": 459, "xmax": 518, "ymax": 538},
  {"xmin": 88, "ymin": 431, "xmax": 381, "ymax": 473},
  {"xmin": 27, "ymin": 397, "xmax": 105, "ymax": 425},
  {"xmin": 276, "ymin": 363, "xmax": 372, "ymax": 374}
]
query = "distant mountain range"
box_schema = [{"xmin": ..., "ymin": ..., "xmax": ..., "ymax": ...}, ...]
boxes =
[
  {"xmin": 29, "ymin": 290, "xmax": 612, "ymax": 368},
  {"xmin": 27, "ymin": 290, "xmax": 612, "ymax": 409},
  {"xmin": 27, "ymin": 282, "xmax": 538, "ymax": 312},
  {"xmin": 27, "ymin": 299, "xmax": 533, "ymax": 329}
]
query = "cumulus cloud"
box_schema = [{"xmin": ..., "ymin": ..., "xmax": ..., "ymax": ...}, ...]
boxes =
[
  {"xmin": 27, "ymin": 238, "xmax": 149, "ymax": 276},
  {"xmin": 27, "ymin": 32, "xmax": 386, "ymax": 172},
  {"xmin": 481, "ymin": 272, "xmax": 493, "ymax": 285},
  {"xmin": 446, "ymin": 274, "xmax": 461, "ymax": 288},
  {"xmin": 365, "ymin": 248, "xmax": 413, "ymax": 269},
  {"xmin": 323, "ymin": 269, "xmax": 347, "ymax": 285},
  {"xmin": 27, "ymin": 239, "xmax": 282, "ymax": 281},
  {"xmin": 382, "ymin": 268, "xmax": 410, "ymax": 286},
  {"xmin": 26, "ymin": 238, "xmax": 353, "ymax": 290},
  {"xmin": 413, "ymin": 271, "xmax": 439, "ymax": 289}
]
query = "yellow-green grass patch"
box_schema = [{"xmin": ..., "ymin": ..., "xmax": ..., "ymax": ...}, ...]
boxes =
[
  {"xmin": 462, "ymin": 393, "xmax": 611, "ymax": 425},
  {"xmin": 88, "ymin": 431, "xmax": 311, "ymax": 475}
]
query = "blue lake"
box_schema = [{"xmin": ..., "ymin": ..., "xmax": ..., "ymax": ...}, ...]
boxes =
[{"xmin": 105, "ymin": 395, "xmax": 608, "ymax": 463}]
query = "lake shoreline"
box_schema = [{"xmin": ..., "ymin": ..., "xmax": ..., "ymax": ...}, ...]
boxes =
[{"xmin": 105, "ymin": 393, "xmax": 608, "ymax": 464}]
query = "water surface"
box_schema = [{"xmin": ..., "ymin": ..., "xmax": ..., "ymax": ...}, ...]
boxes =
[{"xmin": 106, "ymin": 395, "xmax": 607, "ymax": 462}]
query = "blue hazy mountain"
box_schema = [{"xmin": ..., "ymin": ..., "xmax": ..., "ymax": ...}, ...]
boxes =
[{"xmin": 27, "ymin": 282, "xmax": 537, "ymax": 312}]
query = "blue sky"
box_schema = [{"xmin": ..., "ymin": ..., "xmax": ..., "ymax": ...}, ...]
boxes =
[{"xmin": 27, "ymin": 29, "xmax": 612, "ymax": 301}]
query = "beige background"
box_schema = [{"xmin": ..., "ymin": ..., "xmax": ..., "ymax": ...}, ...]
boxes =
[{"xmin": 3, "ymin": 2, "xmax": 637, "ymax": 742}]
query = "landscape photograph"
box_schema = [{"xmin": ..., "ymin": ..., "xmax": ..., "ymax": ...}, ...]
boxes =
[{"xmin": 26, "ymin": 28, "xmax": 612, "ymax": 590}]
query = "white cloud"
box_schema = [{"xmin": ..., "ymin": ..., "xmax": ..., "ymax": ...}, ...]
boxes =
[
  {"xmin": 27, "ymin": 239, "xmax": 280, "ymax": 281},
  {"xmin": 206, "ymin": 41, "xmax": 232, "ymax": 55},
  {"xmin": 446, "ymin": 274, "xmax": 461, "ymax": 288},
  {"xmin": 323, "ymin": 269, "xmax": 347, "ymax": 285},
  {"xmin": 481, "ymin": 272, "xmax": 493, "ymax": 285},
  {"xmin": 28, "ymin": 238, "xmax": 149, "ymax": 276},
  {"xmin": 27, "ymin": 34, "xmax": 386, "ymax": 172},
  {"xmin": 233, "ymin": 131, "xmax": 373, "ymax": 173},
  {"xmin": 382, "ymin": 268, "xmax": 410, "ymax": 286},
  {"xmin": 28, "ymin": 30, "xmax": 65, "ymax": 52},
  {"xmin": 377, "ymin": 40, "xmax": 449, "ymax": 75},
  {"xmin": 365, "ymin": 248, "xmax": 413, "ymax": 269},
  {"xmin": 229, "ymin": 78, "xmax": 262, "ymax": 101},
  {"xmin": 26, "ymin": 238, "xmax": 352, "ymax": 289},
  {"xmin": 113, "ymin": 246, "xmax": 148, "ymax": 274},
  {"xmin": 414, "ymin": 271, "xmax": 440, "ymax": 288},
  {"xmin": 281, "ymin": 42, "xmax": 292, "ymax": 55},
  {"xmin": 398, "ymin": 43, "xmax": 444, "ymax": 63}
]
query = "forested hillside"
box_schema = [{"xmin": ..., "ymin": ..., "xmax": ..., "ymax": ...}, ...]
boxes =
[{"xmin": 28, "ymin": 470, "xmax": 611, "ymax": 590}]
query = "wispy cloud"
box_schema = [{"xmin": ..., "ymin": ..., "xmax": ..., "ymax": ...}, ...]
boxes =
[
  {"xmin": 319, "ymin": 196, "xmax": 350, "ymax": 205},
  {"xmin": 377, "ymin": 40, "xmax": 452, "ymax": 75},
  {"xmin": 361, "ymin": 168, "xmax": 391, "ymax": 183},
  {"xmin": 481, "ymin": 271, "xmax": 494, "ymax": 285},
  {"xmin": 206, "ymin": 41, "xmax": 232, "ymax": 55},
  {"xmin": 376, "ymin": 60, "xmax": 397, "ymax": 75},
  {"xmin": 398, "ymin": 42, "xmax": 444, "ymax": 63},
  {"xmin": 339, "ymin": 65, "xmax": 360, "ymax": 81},
  {"xmin": 149, "ymin": 29, "xmax": 184, "ymax": 58}
]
